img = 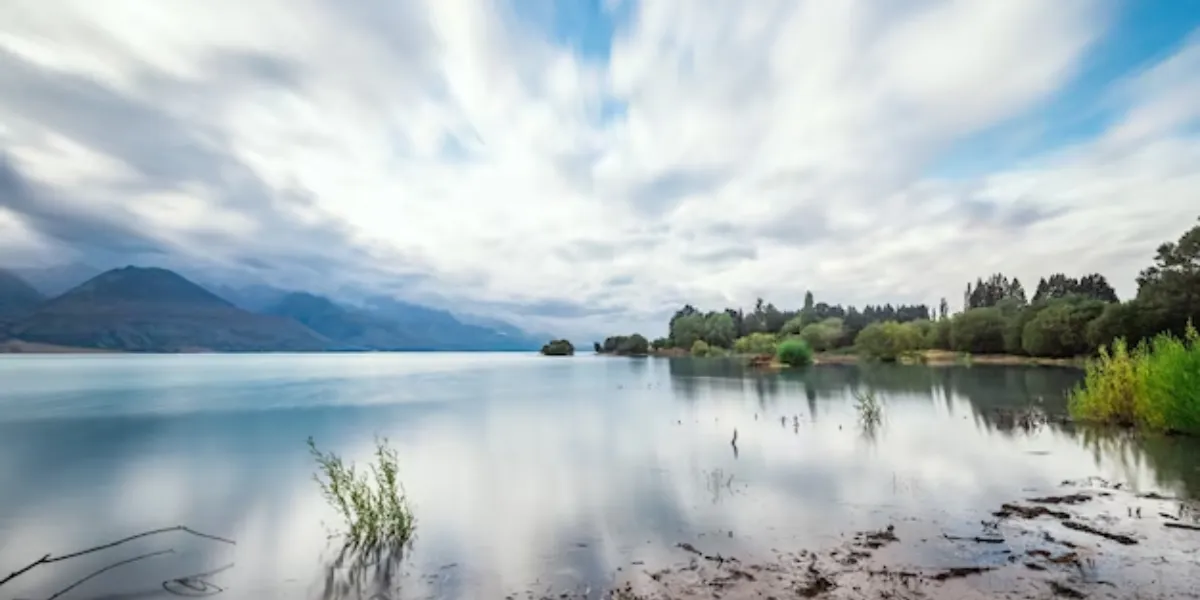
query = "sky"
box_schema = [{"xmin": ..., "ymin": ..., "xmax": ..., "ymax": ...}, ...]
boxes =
[{"xmin": 1, "ymin": 0, "xmax": 1199, "ymax": 341}]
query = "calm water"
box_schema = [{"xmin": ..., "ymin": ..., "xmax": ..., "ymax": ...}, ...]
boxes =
[{"xmin": 1, "ymin": 354, "xmax": 1198, "ymax": 599}]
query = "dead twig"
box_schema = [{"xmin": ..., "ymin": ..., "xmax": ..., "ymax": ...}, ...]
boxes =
[
  {"xmin": 47, "ymin": 549, "xmax": 175, "ymax": 600},
  {"xmin": 1163, "ymin": 522, "xmax": 1200, "ymax": 532},
  {"xmin": 0, "ymin": 525, "xmax": 235, "ymax": 589}
]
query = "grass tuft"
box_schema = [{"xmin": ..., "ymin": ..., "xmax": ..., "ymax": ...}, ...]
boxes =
[{"xmin": 308, "ymin": 436, "xmax": 416, "ymax": 549}]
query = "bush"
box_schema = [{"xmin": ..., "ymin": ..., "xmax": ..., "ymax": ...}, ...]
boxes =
[
  {"xmin": 950, "ymin": 308, "xmax": 1007, "ymax": 354},
  {"xmin": 776, "ymin": 338, "xmax": 814, "ymax": 367},
  {"xmin": 733, "ymin": 332, "xmax": 778, "ymax": 355},
  {"xmin": 540, "ymin": 339, "xmax": 574, "ymax": 356},
  {"xmin": 691, "ymin": 339, "xmax": 710, "ymax": 357},
  {"xmin": 855, "ymin": 321, "xmax": 923, "ymax": 361},
  {"xmin": 1069, "ymin": 325, "xmax": 1200, "ymax": 435}
]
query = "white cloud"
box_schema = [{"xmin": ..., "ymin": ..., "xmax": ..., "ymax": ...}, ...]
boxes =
[{"xmin": 0, "ymin": 0, "xmax": 1197, "ymax": 338}]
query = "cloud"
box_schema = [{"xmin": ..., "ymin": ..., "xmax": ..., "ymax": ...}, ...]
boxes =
[{"xmin": 0, "ymin": 0, "xmax": 1197, "ymax": 339}]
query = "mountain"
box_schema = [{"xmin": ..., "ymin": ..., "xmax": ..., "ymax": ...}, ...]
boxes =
[
  {"xmin": 362, "ymin": 296, "xmax": 540, "ymax": 351},
  {"xmin": 263, "ymin": 292, "xmax": 432, "ymax": 350},
  {"xmin": 0, "ymin": 269, "xmax": 45, "ymax": 334},
  {"xmin": 7, "ymin": 263, "xmax": 102, "ymax": 297},
  {"xmin": 6, "ymin": 267, "xmax": 332, "ymax": 352},
  {"xmin": 208, "ymin": 282, "xmax": 290, "ymax": 312}
]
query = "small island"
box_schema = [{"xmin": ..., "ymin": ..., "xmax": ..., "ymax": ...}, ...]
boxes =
[{"xmin": 540, "ymin": 339, "xmax": 575, "ymax": 356}]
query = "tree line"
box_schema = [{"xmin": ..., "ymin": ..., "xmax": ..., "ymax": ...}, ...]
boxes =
[{"xmin": 600, "ymin": 216, "xmax": 1200, "ymax": 361}]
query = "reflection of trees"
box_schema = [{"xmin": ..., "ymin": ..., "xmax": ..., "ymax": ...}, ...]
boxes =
[
  {"xmin": 665, "ymin": 358, "xmax": 1200, "ymax": 499},
  {"xmin": 1074, "ymin": 427, "xmax": 1200, "ymax": 499}
]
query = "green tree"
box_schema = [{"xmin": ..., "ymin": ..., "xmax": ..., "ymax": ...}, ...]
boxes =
[
  {"xmin": 703, "ymin": 312, "xmax": 737, "ymax": 348},
  {"xmin": 855, "ymin": 321, "xmax": 923, "ymax": 361},
  {"xmin": 799, "ymin": 318, "xmax": 844, "ymax": 352},
  {"xmin": 951, "ymin": 308, "xmax": 1007, "ymax": 354},
  {"xmin": 691, "ymin": 339, "xmax": 710, "ymax": 357},
  {"xmin": 670, "ymin": 314, "xmax": 706, "ymax": 348},
  {"xmin": 1136, "ymin": 216, "xmax": 1200, "ymax": 337},
  {"xmin": 1021, "ymin": 299, "xmax": 1105, "ymax": 357}
]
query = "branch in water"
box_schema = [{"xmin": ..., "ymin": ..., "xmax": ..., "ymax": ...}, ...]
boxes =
[
  {"xmin": 0, "ymin": 526, "xmax": 235, "ymax": 589},
  {"xmin": 47, "ymin": 549, "xmax": 175, "ymax": 600}
]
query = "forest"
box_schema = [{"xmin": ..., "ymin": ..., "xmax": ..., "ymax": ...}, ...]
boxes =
[{"xmin": 601, "ymin": 216, "xmax": 1200, "ymax": 363}]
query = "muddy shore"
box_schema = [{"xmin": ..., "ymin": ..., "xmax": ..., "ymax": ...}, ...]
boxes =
[{"xmin": 554, "ymin": 479, "xmax": 1199, "ymax": 599}]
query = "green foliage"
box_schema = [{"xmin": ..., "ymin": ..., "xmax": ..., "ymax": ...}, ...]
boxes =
[
  {"xmin": 733, "ymin": 332, "xmax": 778, "ymax": 355},
  {"xmin": 308, "ymin": 436, "xmax": 415, "ymax": 549},
  {"xmin": 600, "ymin": 334, "xmax": 649, "ymax": 355},
  {"xmin": 780, "ymin": 315, "xmax": 806, "ymax": 336},
  {"xmin": 691, "ymin": 339, "xmax": 710, "ymax": 357},
  {"xmin": 855, "ymin": 321, "xmax": 924, "ymax": 361},
  {"xmin": 950, "ymin": 308, "xmax": 1007, "ymax": 354},
  {"xmin": 930, "ymin": 318, "xmax": 952, "ymax": 350},
  {"xmin": 776, "ymin": 337, "xmax": 814, "ymax": 367},
  {"xmin": 1069, "ymin": 325, "xmax": 1200, "ymax": 435},
  {"xmin": 703, "ymin": 312, "xmax": 737, "ymax": 348},
  {"xmin": 540, "ymin": 339, "xmax": 574, "ymax": 356},
  {"xmin": 1020, "ymin": 298, "xmax": 1105, "ymax": 357},
  {"xmin": 670, "ymin": 313, "xmax": 706, "ymax": 348},
  {"xmin": 651, "ymin": 337, "xmax": 670, "ymax": 350},
  {"xmin": 799, "ymin": 318, "xmax": 844, "ymax": 352}
]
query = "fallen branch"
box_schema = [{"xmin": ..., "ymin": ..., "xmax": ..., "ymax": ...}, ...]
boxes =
[
  {"xmin": 942, "ymin": 534, "xmax": 1005, "ymax": 544},
  {"xmin": 0, "ymin": 526, "xmax": 235, "ymax": 589},
  {"xmin": 1163, "ymin": 522, "xmax": 1200, "ymax": 532},
  {"xmin": 1061, "ymin": 521, "xmax": 1138, "ymax": 545}
]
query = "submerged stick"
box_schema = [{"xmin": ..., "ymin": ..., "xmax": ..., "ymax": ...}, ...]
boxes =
[
  {"xmin": 0, "ymin": 526, "xmax": 235, "ymax": 589},
  {"xmin": 47, "ymin": 549, "xmax": 175, "ymax": 600}
]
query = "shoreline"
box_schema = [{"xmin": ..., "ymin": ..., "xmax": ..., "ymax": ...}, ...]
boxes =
[{"xmin": 631, "ymin": 348, "xmax": 1087, "ymax": 368}]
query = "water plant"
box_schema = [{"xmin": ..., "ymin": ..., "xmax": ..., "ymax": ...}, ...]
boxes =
[
  {"xmin": 308, "ymin": 436, "xmax": 416, "ymax": 549},
  {"xmin": 854, "ymin": 390, "xmax": 883, "ymax": 427},
  {"xmin": 1068, "ymin": 324, "xmax": 1200, "ymax": 435}
]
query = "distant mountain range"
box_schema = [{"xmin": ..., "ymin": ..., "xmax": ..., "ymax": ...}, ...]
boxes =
[{"xmin": 0, "ymin": 265, "xmax": 544, "ymax": 353}]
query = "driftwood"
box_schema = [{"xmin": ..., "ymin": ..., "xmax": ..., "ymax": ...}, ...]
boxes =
[{"xmin": 0, "ymin": 525, "xmax": 236, "ymax": 596}]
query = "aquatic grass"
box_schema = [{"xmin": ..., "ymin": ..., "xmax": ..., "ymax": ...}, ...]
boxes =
[
  {"xmin": 854, "ymin": 390, "xmax": 883, "ymax": 427},
  {"xmin": 1069, "ymin": 324, "xmax": 1200, "ymax": 435},
  {"xmin": 308, "ymin": 436, "xmax": 416, "ymax": 549}
]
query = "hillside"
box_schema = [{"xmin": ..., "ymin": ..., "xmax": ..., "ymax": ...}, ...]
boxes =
[
  {"xmin": 6, "ymin": 263, "xmax": 101, "ymax": 297},
  {"xmin": 362, "ymin": 296, "xmax": 540, "ymax": 351},
  {"xmin": 6, "ymin": 267, "xmax": 332, "ymax": 352},
  {"xmin": 264, "ymin": 292, "xmax": 433, "ymax": 350},
  {"xmin": 0, "ymin": 268, "xmax": 45, "ymax": 334}
]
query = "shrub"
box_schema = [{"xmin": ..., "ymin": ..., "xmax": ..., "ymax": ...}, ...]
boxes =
[
  {"xmin": 950, "ymin": 308, "xmax": 1007, "ymax": 354},
  {"xmin": 776, "ymin": 338, "xmax": 814, "ymax": 367},
  {"xmin": 691, "ymin": 339, "xmax": 711, "ymax": 357},
  {"xmin": 540, "ymin": 339, "xmax": 574, "ymax": 356},
  {"xmin": 1069, "ymin": 324, "xmax": 1200, "ymax": 435},
  {"xmin": 855, "ymin": 321, "xmax": 923, "ymax": 361},
  {"xmin": 309, "ymin": 436, "xmax": 415, "ymax": 549},
  {"xmin": 733, "ymin": 332, "xmax": 778, "ymax": 355}
]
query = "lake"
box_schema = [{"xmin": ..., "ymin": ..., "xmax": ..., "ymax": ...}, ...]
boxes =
[{"xmin": 1, "ymin": 354, "xmax": 1198, "ymax": 599}]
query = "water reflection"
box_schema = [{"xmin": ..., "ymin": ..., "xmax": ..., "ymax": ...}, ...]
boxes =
[{"xmin": 0, "ymin": 354, "xmax": 1197, "ymax": 599}]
